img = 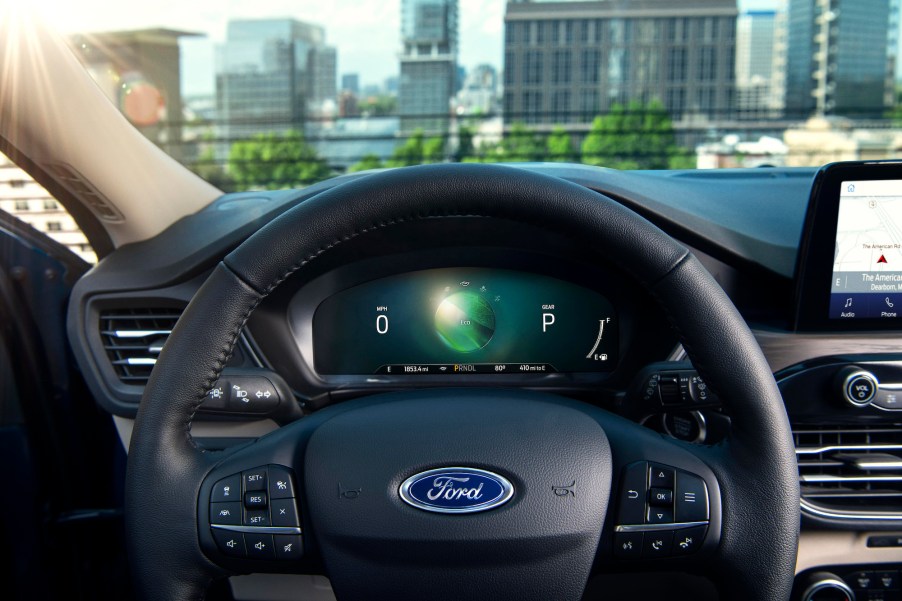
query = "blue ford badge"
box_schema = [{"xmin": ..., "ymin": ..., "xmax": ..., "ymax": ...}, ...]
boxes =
[{"xmin": 399, "ymin": 467, "xmax": 514, "ymax": 514}]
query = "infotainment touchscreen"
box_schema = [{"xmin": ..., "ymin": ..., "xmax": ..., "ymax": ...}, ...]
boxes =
[
  {"xmin": 829, "ymin": 179, "xmax": 902, "ymax": 319},
  {"xmin": 794, "ymin": 160, "xmax": 902, "ymax": 331}
]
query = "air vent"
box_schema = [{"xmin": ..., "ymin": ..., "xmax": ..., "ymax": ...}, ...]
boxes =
[
  {"xmin": 795, "ymin": 426, "xmax": 902, "ymax": 520},
  {"xmin": 100, "ymin": 308, "xmax": 183, "ymax": 386}
]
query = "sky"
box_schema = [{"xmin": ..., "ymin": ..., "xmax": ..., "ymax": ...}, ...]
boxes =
[{"xmin": 23, "ymin": 0, "xmax": 832, "ymax": 98}]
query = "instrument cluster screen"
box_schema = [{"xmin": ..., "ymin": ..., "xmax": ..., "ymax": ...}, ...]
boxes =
[{"xmin": 312, "ymin": 267, "xmax": 618, "ymax": 375}]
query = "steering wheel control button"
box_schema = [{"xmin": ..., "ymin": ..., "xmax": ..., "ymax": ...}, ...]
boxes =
[
  {"xmin": 243, "ymin": 468, "xmax": 267, "ymax": 491},
  {"xmin": 674, "ymin": 471, "xmax": 709, "ymax": 523},
  {"xmin": 671, "ymin": 525, "xmax": 707, "ymax": 556},
  {"xmin": 244, "ymin": 509, "xmax": 270, "ymax": 527},
  {"xmin": 210, "ymin": 502, "xmax": 241, "ymax": 525},
  {"xmin": 244, "ymin": 532, "xmax": 275, "ymax": 560},
  {"xmin": 271, "ymin": 499, "xmax": 300, "ymax": 527},
  {"xmin": 274, "ymin": 535, "xmax": 303, "ymax": 560},
  {"xmin": 649, "ymin": 464, "xmax": 675, "ymax": 489},
  {"xmin": 613, "ymin": 532, "xmax": 643, "ymax": 559},
  {"xmin": 211, "ymin": 474, "xmax": 240, "ymax": 503},
  {"xmin": 268, "ymin": 465, "xmax": 296, "ymax": 499},
  {"xmin": 245, "ymin": 491, "xmax": 268, "ymax": 509},
  {"xmin": 642, "ymin": 530, "xmax": 674, "ymax": 559},
  {"xmin": 211, "ymin": 529, "xmax": 246, "ymax": 557},
  {"xmin": 648, "ymin": 487, "xmax": 673, "ymax": 506},
  {"xmin": 616, "ymin": 461, "xmax": 648, "ymax": 525},
  {"xmin": 647, "ymin": 507, "xmax": 674, "ymax": 524}
]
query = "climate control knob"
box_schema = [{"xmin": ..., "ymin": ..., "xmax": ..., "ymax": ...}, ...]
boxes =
[{"xmin": 836, "ymin": 367, "xmax": 878, "ymax": 408}]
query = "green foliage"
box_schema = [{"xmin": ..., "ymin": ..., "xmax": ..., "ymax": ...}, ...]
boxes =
[
  {"xmin": 546, "ymin": 126, "xmax": 575, "ymax": 162},
  {"xmin": 348, "ymin": 153, "xmax": 384, "ymax": 172},
  {"xmin": 189, "ymin": 147, "xmax": 234, "ymax": 190},
  {"xmin": 464, "ymin": 123, "xmax": 544, "ymax": 163},
  {"xmin": 227, "ymin": 130, "xmax": 331, "ymax": 189},
  {"xmin": 580, "ymin": 99, "xmax": 689, "ymax": 170},
  {"xmin": 385, "ymin": 130, "xmax": 446, "ymax": 167}
]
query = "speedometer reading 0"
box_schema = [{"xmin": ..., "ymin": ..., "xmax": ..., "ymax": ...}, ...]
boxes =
[{"xmin": 312, "ymin": 267, "xmax": 618, "ymax": 375}]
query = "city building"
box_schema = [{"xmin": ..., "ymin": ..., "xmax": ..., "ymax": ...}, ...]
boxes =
[
  {"xmin": 735, "ymin": 10, "xmax": 776, "ymax": 118},
  {"xmin": 696, "ymin": 134, "xmax": 787, "ymax": 168},
  {"xmin": 454, "ymin": 64, "xmax": 500, "ymax": 115},
  {"xmin": 0, "ymin": 153, "xmax": 96, "ymax": 263},
  {"xmin": 216, "ymin": 18, "xmax": 337, "ymax": 146},
  {"xmin": 503, "ymin": 0, "xmax": 738, "ymax": 127},
  {"xmin": 783, "ymin": 117, "xmax": 902, "ymax": 166},
  {"xmin": 398, "ymin": 0, "xmax": 459, "ymax": 134},
  {"xmin": 341, "ymin": 73, "xmax": 360, "ymax": 94},
  {"xmin": 70, "ymin": 28, "xmax": 200, "ymax": 163},
  {"xmin": 775, "ymin": 0, "xmax": 895, "ymax": 119}
]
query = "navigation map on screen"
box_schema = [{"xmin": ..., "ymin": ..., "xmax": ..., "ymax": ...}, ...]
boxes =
[{"xmin": 830, "ymin": 179, "xmax": 902, "ymax": 319}]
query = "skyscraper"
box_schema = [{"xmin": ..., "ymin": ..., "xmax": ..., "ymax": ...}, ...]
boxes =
[
  {"xmin": 503, "ymin": 0, "xmax": 737, "ymax": 126},
  {"xmin": 399, "ymin": 0, "xmax": 459, "ymax": 134},
  {"xmin": 775, "ymin": 0, "xmax": 895, "ymax": 118},
  {"xmin": 735, "ymin": 10, "xmax": 776, "ymax": 118},
  {"xmin": 216, "ymin": 18, "xmax": 337, "ymax": 145}
]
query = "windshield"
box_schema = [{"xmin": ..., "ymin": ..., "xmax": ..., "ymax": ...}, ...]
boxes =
[{"xmin": 11, "ymin": 0, "xmax": 902, "ymax": 193}]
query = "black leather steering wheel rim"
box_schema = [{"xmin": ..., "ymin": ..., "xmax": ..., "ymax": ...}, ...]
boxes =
[{"xmin": 126, "ymin": 163, "xmax": 799, "ymax": 600}]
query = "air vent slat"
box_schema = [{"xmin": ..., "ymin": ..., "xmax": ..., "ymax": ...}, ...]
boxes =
[
  {"xmin": 794, "ymin": 425, "xmax": 902, "ymax": 521},
  {"xmin": 100, "ymin": 308, "xmax": 182, "ymax": 386}
]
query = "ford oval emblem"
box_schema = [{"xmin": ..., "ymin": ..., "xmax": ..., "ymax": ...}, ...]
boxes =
[{"xmin": 399, "ymin": 467, "xmax": 514, "ymax": 514}]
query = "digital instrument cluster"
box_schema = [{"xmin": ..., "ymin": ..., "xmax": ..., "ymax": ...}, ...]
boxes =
[{"xmin": 312, "ymin": 267, "xmax": 618, "ymax": 375}]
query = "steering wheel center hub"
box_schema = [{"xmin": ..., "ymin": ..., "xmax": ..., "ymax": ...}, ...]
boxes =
[{"xmin": 302, "ymin": 389, "xmax": 612, "ymax": 601}]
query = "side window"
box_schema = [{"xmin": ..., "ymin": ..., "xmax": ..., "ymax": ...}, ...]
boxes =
[{"xmin": 0, "ymin": 152, "xmax": 97, "ymax": 263}]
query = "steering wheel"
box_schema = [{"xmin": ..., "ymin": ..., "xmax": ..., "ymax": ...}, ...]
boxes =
[{"xmin": 126, "ymin": 164, "xmax": 799, "ymax": 601}]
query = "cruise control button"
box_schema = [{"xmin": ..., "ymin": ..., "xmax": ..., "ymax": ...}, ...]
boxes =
[
  {"xmin": 211, "ymin": 474, "xmax": 241, "ymax": 503},
  {"xmin": 642, "ymin": 530, "xmax": 673, "ymax": 559},
  {"xmin": 274, "ymin": 535, "xmax": 303, "ymax": 560},
  {"xmin": 245, "ymin": 491, "xmax": 268, "ymax": 509},
  {"xmin": 243, "ymin": 468, "xmax": 267, "ymax": 491},
  {"xmin": 672, "ymin": 525, "xmax": 707, "ymax": 556},
  {"xmin": 244, "ymin": 509, "xmax": 270, "ymax": 527},
  {"xmin": 649, "ymin": 464, "xmax": 675, "ymax": 489},
  {"xmin": 674, "ymin": 471, "xmax": 709, "ymax": 522},
  {"xmin": 268, "ymin": 465, "xmax": 296, "ymax": 500},
  {"xmin": 616, "ymin": 462, "xmax": 648, "ymax": 526},
  {"xmin": 649, "ymin": 487, "xmax": 673, "ymax": 506},
  {"xmin": 647, "ymin": 506, "xmax": 674, "ymax": 524},
  {"xmin": 210, "ymin": 502, "xmax": 241, "ymax": 525},
  {"xmin": 245, "ymin": 532, "xmax": 275, "ymax": 560},
  {"xmin": 271, "ymin": 499, "xmax": 300, "ymax": 527},
  {"xmin": 212, "ymin": 529, "xmax": 246, "ymax": 557},
  {"xmin": 613, "ymin": 532, "xmax": 643, "ymax": 558}
]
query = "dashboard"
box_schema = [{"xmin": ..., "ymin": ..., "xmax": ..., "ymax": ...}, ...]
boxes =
[{"xmin": 64, "ymin": 162, "xmax": 902, "ymax": 601}]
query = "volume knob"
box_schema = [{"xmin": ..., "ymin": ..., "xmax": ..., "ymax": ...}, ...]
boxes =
[{"xmin": 836, "ymin": 366, "xmax": 878, "ymax": 407}]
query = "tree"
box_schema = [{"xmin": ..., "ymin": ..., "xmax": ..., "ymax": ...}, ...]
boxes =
[
  {"xmin": 348, "ymin": 154, "xmax": 384, "ymax": 172},
  {"xmin": 580, "ymin": 99, "xmax": 690, "ymax": 170},
  {"xmin": 501, "ymin": 123, "xmax": 544, "ymax": 162},
  {"xmin": 385, "ymin": 130, "xmax": 446, "ymax": 167},
  {"xmin": 546, "ymin": 126, "xmax": 575, "ymax": 162},
  {"xmin": 455, "ymin": 125, "xmax": 475, "ymax": 162},
  {"xmin": 227, "ymin": 130, "xmax": 331, "ymax": 189}
]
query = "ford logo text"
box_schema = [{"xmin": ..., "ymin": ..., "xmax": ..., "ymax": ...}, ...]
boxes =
[{"xmin": 399, "ymin": 467, "xmax": 514, "ymax": 514}]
